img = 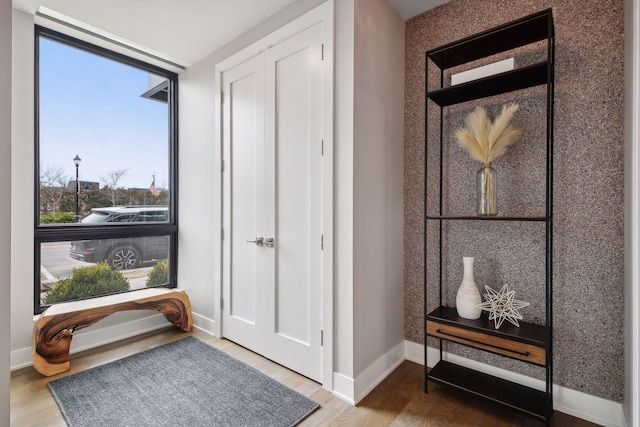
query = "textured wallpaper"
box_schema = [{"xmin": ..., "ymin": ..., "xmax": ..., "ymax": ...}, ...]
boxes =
[{"xmin": 403, "ymin": 0, "xmax": 624, "ymax": 402}]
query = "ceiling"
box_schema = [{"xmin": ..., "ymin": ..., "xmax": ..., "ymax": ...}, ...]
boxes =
[
  {"xmin": 386, "ymin": 0, "xmax": 449, "ymax": 20},
  {"xmin": 12, "ymin": 0, "xmax": 449, "ymax": 67}
]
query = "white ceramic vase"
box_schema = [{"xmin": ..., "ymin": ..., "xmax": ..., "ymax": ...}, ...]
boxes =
[{"xmin": 456, "ymin": 256, "xmax": 482, "ymax": 320}]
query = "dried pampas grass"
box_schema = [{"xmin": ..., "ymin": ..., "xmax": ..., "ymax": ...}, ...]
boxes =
[{"xmin": 455, "ymin": 103, "xmax": 523, "ymax": 164}]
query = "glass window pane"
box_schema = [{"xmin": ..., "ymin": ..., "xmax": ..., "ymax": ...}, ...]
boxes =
[
  {"xmin": 40, "ymin": 237, "xmax": 171, "ymax": 305},
  {"xmin": 38, "ymin": 36, "xmax": 170, "ymax": 225}
]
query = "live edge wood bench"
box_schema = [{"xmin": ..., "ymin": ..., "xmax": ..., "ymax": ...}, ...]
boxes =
[{"xmin": 32, "ymin": 288, "xmax": 193, "ymax": 376}]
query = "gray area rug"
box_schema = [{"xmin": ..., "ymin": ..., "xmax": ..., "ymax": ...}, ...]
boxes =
[{"xmin": 48, "ymin": 336, "xmax": 319, "ymax": 427}]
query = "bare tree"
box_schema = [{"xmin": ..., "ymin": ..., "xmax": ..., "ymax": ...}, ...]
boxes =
[
  {"xmin": 100, "ymin": 168, "xmax": 129, "ymax": 206},
  {"xmin": 40, "ymin": 165, "xmax": 69, "ymax": 214}
]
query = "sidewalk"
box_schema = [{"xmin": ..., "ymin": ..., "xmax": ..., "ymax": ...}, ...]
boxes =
[{"xmin": 121, "ymin": 266, "xmax": 153, "ymax": 290}]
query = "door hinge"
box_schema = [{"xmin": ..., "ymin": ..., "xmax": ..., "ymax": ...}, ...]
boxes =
[
  {"xmin": 221, "ymin": 228, "xmax": 224, "ymax": 240},
  {"xmin": 321, "ymin": 139, "xmax": 324, "ymax": 156},
  {"xmin": 321, "ymin": 234, "xmax": 324, "ymax": 250},
  {"xmin": 321, "ymin": 44, "xmax": 324, "ymax": 61},
  {"xmin": 321, "ymin": 330, "xmax": 324, "ymax": 346},
  {"xmin": 221, "ymin": 91, "xmax": 224, "ymax": 104},
  {"xmin": 220, "ymin": 297, "xmax": 224, "ymax": 310}
]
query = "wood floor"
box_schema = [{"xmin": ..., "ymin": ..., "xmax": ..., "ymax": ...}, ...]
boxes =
[{"xmin": 11, "ymin": 328, "xmax": 600, "ymax": 426}]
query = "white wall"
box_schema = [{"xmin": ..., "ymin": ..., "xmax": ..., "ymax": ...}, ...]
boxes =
[
  {"xmin": 331, "ymin": 0, "xmax": 406, "ymax": 401},
  {"xmin": 1, "ymin": 0, "xmax": 12, "ymax": 422},
  {"xmin": 176, "ymin": 47, "xmax": 219, "ymax": 332},
  {"xmin": 10, "ymin": 8, "xmax": 36, "ymax": 367},
  {"xmin": 624, "ymin": 0, "xmax": 640, "ymax": 425},
  {"xmin": 352, "ymin": 0, "xmax": 405, "ymax": 387},
  {"xmin": 333, "ymin": 0, "xmax": 356, "ymax": 381}
]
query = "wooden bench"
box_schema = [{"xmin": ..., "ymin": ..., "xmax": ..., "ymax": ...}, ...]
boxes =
[{"xmin": 32, "ymin": 288, "xmax": 193, "ymax": 376}]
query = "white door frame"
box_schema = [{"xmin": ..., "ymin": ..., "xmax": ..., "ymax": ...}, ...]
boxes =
[{"xmin": 213, "ymin": 1, "xmax": 334, "ymax": 390}]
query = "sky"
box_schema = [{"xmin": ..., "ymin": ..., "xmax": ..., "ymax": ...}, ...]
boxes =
[{"xmin": 39, "ymin": 37, "xmax": 170, "ymax": 190}]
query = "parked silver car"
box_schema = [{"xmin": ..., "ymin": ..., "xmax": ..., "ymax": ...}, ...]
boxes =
[{"xmin": 70, "ymin": 206, "xmax": 169, "ymax": 270}]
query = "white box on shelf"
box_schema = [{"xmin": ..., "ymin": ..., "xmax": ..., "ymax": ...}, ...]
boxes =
[{"xmin": 451, "ymin": 58, "xmax": 515, "ymax": 85}]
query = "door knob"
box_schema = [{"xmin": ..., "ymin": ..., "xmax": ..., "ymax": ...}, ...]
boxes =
[
  {"xmin": 246, "ymin": 237, "xmax": 264, "ymax": 246},
  {"xmin": 264, "ymin": 237, "xmax": 275, "ymax": 248}
]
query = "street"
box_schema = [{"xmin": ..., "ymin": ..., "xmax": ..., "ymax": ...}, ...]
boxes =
[{"xmin": 40, "ymin": 241, "xmax": 88, "ymax": 283}]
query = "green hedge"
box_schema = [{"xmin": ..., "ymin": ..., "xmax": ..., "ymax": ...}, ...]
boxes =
[
  {"xmin": 44, "ymin": 262, "xmax": 130, "ymax": 305},
  {"xmin": 40, "ymin": 211, "xmax": 76, "ymax": 224},
  {"xmin": 146, "ymin": 260, "xmax": 168, "ymax": 287}
]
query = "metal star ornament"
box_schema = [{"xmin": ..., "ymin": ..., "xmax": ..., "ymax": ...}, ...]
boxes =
[{"xmin": 475, "ymin": 284, "xmax": 530, "ymax": 329}]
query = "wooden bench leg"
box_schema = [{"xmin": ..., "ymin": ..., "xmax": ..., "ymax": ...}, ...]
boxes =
[{"xmin": 33, "ymin": 290, "xmax": 193, "ymax": 376}]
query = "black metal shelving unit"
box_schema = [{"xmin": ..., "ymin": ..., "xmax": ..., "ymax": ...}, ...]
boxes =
[{"xmin": 423, "ymin": 9, "xmax": 555, "ymax": 424}]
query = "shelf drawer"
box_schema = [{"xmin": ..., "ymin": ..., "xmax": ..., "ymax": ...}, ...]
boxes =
[{"xmin": 427, "ymin": 320, "xmax": 546, "ymax": 366}]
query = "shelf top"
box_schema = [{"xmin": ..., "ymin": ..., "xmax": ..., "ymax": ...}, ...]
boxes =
[
  {"xmin": 426, "ymin": 9, "xmax": 553, "ymax": 70},
  {"xmin": 427, "ymin": 306, "xmax": 547, "ymax": 347},
  {"xmin": 426, "ymin": 61, "xmax": 549, "ymax": 107},
  {"xmin": 426, "ymin": 215, "xmax": 550, "ymax": 221}
]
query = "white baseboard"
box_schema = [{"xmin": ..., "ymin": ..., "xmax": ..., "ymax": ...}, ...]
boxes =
[
  {"xmin": 354, "ymin": 340, "xmax": 405, "ymax": 403},
  {"xmin": 404, "ymin": 339, "xmax": 426, "ymax": 365},
  {"xmin": 10, "ymin": 347, "xmax": 32, "ymax": 371},
  {"xmin": 331, "ymin": 340, "xmax": 405, "ymax": 405},
  {"xmin": 192, "ymin": 312, "xmax": 216, "ymax": 336},
  {"xmin": 332, "ymin": 372, "xmax": 356, "ymax": 405},
  {"xmin": 404, "ymin": 341, "xmax": 626, "ymax": 427}
]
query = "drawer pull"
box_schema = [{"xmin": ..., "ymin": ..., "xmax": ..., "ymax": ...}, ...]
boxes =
[{"xmin": 435, "ymin": 329, "xmax": 531, "ymax": 357}]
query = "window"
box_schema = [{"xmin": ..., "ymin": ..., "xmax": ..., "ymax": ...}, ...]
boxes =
[{"xmin": 34, "ymin": 26, "xmax": 178, "ymax": 313}]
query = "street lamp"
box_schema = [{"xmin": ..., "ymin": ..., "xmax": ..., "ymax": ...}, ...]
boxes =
[{"xmin": 73, "ymin": 154, "xmax": 81, "ymax": 222}]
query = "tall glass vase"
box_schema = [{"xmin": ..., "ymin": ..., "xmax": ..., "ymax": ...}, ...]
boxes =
[{"xmin": 477, "ymin": 163, "xmax": 497, "ymax": 216}]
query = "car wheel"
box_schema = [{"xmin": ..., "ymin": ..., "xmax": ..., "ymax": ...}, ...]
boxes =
[{"xmin": 107, "ymin": 246, "xmax": 141, "ymax": 270}]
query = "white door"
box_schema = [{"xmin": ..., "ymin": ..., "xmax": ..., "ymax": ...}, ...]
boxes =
[
  {"xmin": 221, "ymin": 53, "xmax": 267, "ymax": 354},
  {"xmin": 222, "ymin": 23, "xmax": 323, "ymax": 382}
]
